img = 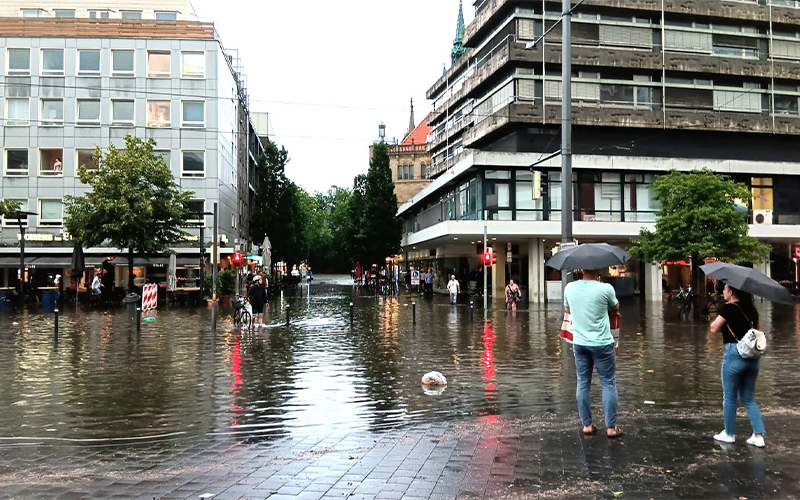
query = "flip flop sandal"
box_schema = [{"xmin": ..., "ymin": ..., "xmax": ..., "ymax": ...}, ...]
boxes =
[
  {"xmin": 582, "ymin": 425, "xmax": 597, "ymax": 435},
  {"xmin": 607, "ymin": 429, "xmax": 624, "ymax": 438}
]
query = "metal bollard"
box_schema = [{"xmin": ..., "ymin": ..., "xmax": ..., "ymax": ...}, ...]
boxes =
[
  {"xmin": 412, "ymin": 301, "xmax": 416, "ymax": 324},
  {"xmin": 136, "ymin": 307, "xmax": 141, "ymax": 332},
  {"xmin": 54, "ymin": 308, "xmax": 59, "ymax": 342},
  {"xmin": 349, "ymin": 302, "xmax": 354, "ymax": 325},
  {"xmin": 286, "ymin": 304, "xmax": 290, "ymax": 325}
]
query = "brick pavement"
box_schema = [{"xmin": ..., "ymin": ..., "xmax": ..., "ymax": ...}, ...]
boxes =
[{"xmin": 1, "ymin": 407, "xmax": 799, "ymax": 499}]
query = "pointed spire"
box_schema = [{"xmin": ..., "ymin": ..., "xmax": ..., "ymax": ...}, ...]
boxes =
[
  {"xmin": 408, "ymin": 98, "xmax": 416, "ymax": 137},
  {"xmin": 451, "ymin": 0, "xmax": 466, "ymax": 65}
]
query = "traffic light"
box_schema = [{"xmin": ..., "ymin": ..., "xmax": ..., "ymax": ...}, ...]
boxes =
[
  {"xmin": 231, "ymin": 253, "xmax": 243, "ymax": 266},
  {"xmin": 483, "ymin": 247, "xmax": 495, "ymax": 267}
]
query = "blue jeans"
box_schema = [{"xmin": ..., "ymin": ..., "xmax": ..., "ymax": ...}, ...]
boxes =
[
  {"xmin": 722, "ymin": 343, "xmax": 765, "ymax": 436},
  {"xmin": 450, "ymin": 292, "xmax": 457, "ymax": 304},
  {"xmin": 573, "ymin": 343, "xmax": 618, "ymax": 429}
]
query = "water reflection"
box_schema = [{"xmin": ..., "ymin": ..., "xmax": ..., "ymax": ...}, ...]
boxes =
[{"xmin": 0, "ymin": 276, "xmax": 797, "ymax": 451}]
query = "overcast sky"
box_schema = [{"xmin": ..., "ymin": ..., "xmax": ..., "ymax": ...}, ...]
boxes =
[{"xmin": 190, "ymin": 0, "xmax": 474, "ymax": 193}]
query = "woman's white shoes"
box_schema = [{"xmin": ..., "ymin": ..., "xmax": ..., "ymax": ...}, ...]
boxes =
[
  {"xmin": 747, "ymin": 434, "xmax": 765, "ymax": 448},
  {"xmin": 713, "ymin": 431, "xmax": 735, "ymax": 443}
]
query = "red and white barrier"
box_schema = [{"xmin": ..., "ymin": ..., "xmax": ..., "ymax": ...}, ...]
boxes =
[{"xmin": 141, "ymin": 284, "xmax": 158, "ymax": 312}]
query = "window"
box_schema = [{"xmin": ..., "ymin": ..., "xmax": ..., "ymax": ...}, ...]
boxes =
[
  {"xmin": 154, "ymin": 150, "xmax": 171, "ymax": 168},
  {"xmin": 147, "ymin": 100, "xmax": 171, "ymax": 127},
  {"xmin": 112, "ymin": 50, "xmax": 134, "ymax": 76},
  {"xmin": 89, "ymin": 10, "xmax": 110, "ymax": 19},
  {"xmin": 21, "ymin": 9, "xmax": 44, "ymax": 17},
  {"xmin": 147, "ymin": 51, "xmax": 170, "ymax": 78},
  {"xmin": 155, "ymin": 11, "xmax": 178, "ymax": 20},
  {"xmin": 76, "ymin": 149, "xmax": 98, "ymax": 171},
  {"xmin": 1, "ymin": 199, "xmax": 27, "ymax": 227},
  {"xmin": 182, "ymin": 101, "xmax": 205, "ymax": 127},
  {"xmin": 39, "ymin": 200, "xmax": 63, "ymax": 227},
  {"xmin": 112, "ymin": 100, "xmax": 135, "ymax": 125},
  {"xmin": 77, "ymin": 99, "xmax": 101, "ymax": 125},
  {"xmin": 775, "ymin": 94, "xmax": 799, "ymax": 115},
  {"xmin": 187, "ymin": 200, "xmax": 205, "ymax": 222},
  {"xmin": 181, "ymin": 151, "xmax": 205, "ymax": 177},
  {"xmin": 54, "ymin": 9, "xmax": 75, "ymax": 18},
  {"xmin": 4, "ymin": 149, "xmax": 28, "ymax": 176},
  {"xmin": 181, "ymin": 52, "xmax": 205, "ymax": 78},
  {"xmin": 40, "ymin": 149, "xmax": 64, "ymax": 176},
  {"xmin": 121, "ymin": 11, "xmax": 142, "ymax": 19},
  {"xmin": 41, "ymin": 49, "xmax": 65, "ymax": 76},
  {"xmin": 714, "ymin": 88, "xmax": 761, "ymax": 113},
  {"xmin": 5, "ymin": 98, "xmax": 29, "ymax": 126},
  {"xmin": 78, "ymin": 50, "xmax": 101, "ymax": 76},
  {"xmin": 41, "ymin": 99, "xmax": 64, "ymax": 126},
  {"xmin": 7, "ymin": 48, "xmax": 30, "ymax": 76}
]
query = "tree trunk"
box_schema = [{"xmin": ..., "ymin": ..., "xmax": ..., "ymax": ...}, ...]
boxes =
[{"xmin": 128, "ymin": 247, "xmax": 135, "ymax": 292}]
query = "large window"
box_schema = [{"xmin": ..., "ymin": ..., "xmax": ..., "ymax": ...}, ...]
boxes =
[
  {"xmin": 7, "ymin": 48, "xmax": 30, "ymax": 76},
  {"xmin": 5, "ymin": 98, "xmax": 29, "ymax": 126},
  {"xmin": 39, "ymin": 199, "xmax": 63, "ymax": 227},
  {"xmin": 78, "ymin": 50, "xmax": 101, "ymax": 76},
  {"xmin": 4, "ymin": 149, "xmax": 28, "ymax": 176},
  {"xmin": 41, "ymin": 99, "xmax": 64, "ymax": 126},
  {"xmin": 624, "ymin": 174, "xmax": 660, "ymax": 222},
  {"xmin": 187, "ymin": 200, "xmax": 206, "ymax": 222},
  {"xmin": 515, "ymin": 171, "xmax": 544, "ymax": 220},
  {"xmin": 182, "ymin": 101, "xmax": 205, "ymax": 127},
  {"xmin": 39, "ymin": 148, "xmax": 64, "ymax": 177},
  {"xmin": 111, "ymin": 100, "xmax": 135, "ymax": 125},
  {"xmin": 147, "ymin": 51, "xmax": 171, "ymax": 78},
  {"xmin": 21, "ymin": 9, "xmax": 44, "ymax": 17},
  {"xmin": 89, "ymin": 10, "xmax": 110, "ymax": 19},
  {"xmin": 154, "ymin": 150, "xmax": 171, "ymax": 168},
  {"xmin": 774, "ymin": 94, "xmax": 799, "ymax": 115},
  {"xmin": 54, "ymin": 9, "xmax": 75, "ymax": 18},
  {"xmin": 76, "ymin": 149, "xmax": 98, "ymax": 171},
  {"xmin": 77, "ymin": 99, "xmax": 101, "ymax": 126},
  {"xmin": 121, "ymin": 10, "xmax": 142, "ymax": 19},
  {"xmin": 181, "ymin": 52, "xmax": 205, "ymax": 78},
  {"xmin": 1, "ymin": 199, "xmax": 27, "ymax": 227},
  {"xmin": 41, "ymin": 49, "xmax": 65, "ymax": 77},
  {"xmin": 147, "ymin": 100, "xmax": 171, "ymax": 128},
  {"xmin": 112, "ymin": 50, "xmax": 134, "ymax": 76},
  {"xmin": 156, "ymin": 11, "xmax": 178, "ymax": 20},
  {"xmin": 181, "ymin": 151, "xmax": 205, "ymax": 177}
]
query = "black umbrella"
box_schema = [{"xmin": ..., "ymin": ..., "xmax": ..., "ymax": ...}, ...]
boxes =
[
  {"xmin": 701, "ymin": 262, "xmax": 793, "ymax": 305},
  {"xmin": 70, "ymin": 243, "xmax": 85, "ymax": 278},
  {"xmin": 545, "ymin": 243, "xmax": 631, "ymax": 271}
]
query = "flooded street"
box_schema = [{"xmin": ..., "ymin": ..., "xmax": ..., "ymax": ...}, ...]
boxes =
[{"xmin": 0, "ymin": 275, "xmax": 799, "ymax": 499}]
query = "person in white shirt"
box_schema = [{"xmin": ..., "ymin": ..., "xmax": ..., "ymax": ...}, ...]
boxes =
[
  {"xmin": 446, "ymin": 275, "xmax": 460, "ymax": 305},
  {"xmin": 91, "ymin": 272, "xmax": 103, "ymax": 295}
]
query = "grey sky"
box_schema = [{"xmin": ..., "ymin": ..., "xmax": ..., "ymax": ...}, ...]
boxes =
[{"xmin": 190, "ymin": 0, "xmax": 473, "ymax": 193}]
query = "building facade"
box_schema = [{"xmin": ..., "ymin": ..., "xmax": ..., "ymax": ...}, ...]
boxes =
[
  {"xmin": 400, "ymin": 0, "xmax": 800, "ymax": 302},
  {"xmin": 388, "ymin": 102, "xmax": 432, "ymax": 205},
  {"xmin": 0, "ymin": 3, "xmax": 263, "ymax": 291}
]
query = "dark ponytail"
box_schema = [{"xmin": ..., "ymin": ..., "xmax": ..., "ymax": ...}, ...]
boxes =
[{"xmin": 729, "ymin": 286, "xmax": 759, "ymax": 329}]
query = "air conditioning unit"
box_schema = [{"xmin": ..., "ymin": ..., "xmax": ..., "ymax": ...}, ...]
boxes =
[{"xmin": 753, "ymin": 210, "xmax": 773, "ymax": 225}]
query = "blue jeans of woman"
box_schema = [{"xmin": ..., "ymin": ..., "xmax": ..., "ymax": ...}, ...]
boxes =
[
  {"xmin": 573, "ymin": 343, "xmax": 618, "ymax": 429},
  {"xmin": 722, "ymin": 343, "xmax": 765, "ymax": 436}
]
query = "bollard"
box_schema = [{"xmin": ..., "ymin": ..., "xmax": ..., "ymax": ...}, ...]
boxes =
[
  {"xmin": 349, "ymin": 302, "xmax": 354, "ymax": 325},
  {"xmin": 470, "ymin": 301, "xmax": 474, "ymax": 321},
  {"xmin": 286, "ymin": 304, "xmax": 290, "ymax": 325},
  {"xmin": 136, "ymin": 307, "xmax": 142, "ymax": 332},
  {"xmin": 412, "ymin": 301, "xmax": 416, "ymax": 324},
  {"xmin": 54, "ymin": 308, "xmax": 59, "ymax": 342}
]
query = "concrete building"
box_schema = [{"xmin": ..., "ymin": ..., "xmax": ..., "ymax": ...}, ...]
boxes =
[
  {"xmin": 0, "ymin": 1, "xmax": 263, "ymax": 292},
  {"xmin": 399, "ymin": 0, "xmax": 800, "ymax": 303},
  {"xmin": 388, "ymin": 100, "xmax": 432, "ymax": 205}
]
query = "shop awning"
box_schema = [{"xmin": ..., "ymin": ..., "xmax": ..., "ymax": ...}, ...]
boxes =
[
  {"xmin": 0, "ymin": 255, "xmax": 70, "ymax": 267},
  {"xmin": 113, "ymin": 256, "xmax": 170, "ymax": 267}
]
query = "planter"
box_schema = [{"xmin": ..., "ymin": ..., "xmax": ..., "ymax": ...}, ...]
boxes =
[{"xmin": 219, "ymin": 295, "xmax": 231, "ymax": 306}]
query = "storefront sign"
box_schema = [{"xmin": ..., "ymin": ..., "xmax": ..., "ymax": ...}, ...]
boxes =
[{"xmin": 410, "ymin": 270, "xmax": 420, "ymax": 286}]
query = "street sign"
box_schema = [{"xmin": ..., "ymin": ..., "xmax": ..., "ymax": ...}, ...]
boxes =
[{"xmin": 410, "ymin": 270, "xmax": 420, "ymax": 286}]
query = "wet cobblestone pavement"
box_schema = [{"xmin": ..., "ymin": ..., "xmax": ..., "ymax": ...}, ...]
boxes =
[{"xmin": 0, "ymin": 275, "xmax": 798, "ymax": 499}]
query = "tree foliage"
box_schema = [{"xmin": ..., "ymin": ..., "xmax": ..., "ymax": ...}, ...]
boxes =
[
  {"xmin": 0, "ymin": 199, "xmax": 22, "ymax": 219},
  {"xmin": 361, "ymin": 142, "xmax": 402, "ymax": 265},
  {"xmin": 631, "ymin": 169, "xmax": 771, "ymax": 289},
  {"xmin": 63, "ymin": 135, "xmax": 194, "ymax": 290}
]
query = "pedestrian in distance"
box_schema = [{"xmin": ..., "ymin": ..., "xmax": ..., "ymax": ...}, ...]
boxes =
[
  {"xmin": 505, "ymin": 279, "xmax": 521, "ymax": 312},
  {"xmin": 91, "ymin": 272, "xmax": 103, "ymax": 295},
  {"xmin": 447, "ymin": 275, "xmax": 460, "ymax": 305},
  {"xmin": 306, "ymin": 267, "xmax": 313, "ymax": 284},
  {"xmin": 563, "ymin": 268, "xmax": 622, "ymax": 438},
  {"xmin": 248, "ymin": 275, "xmax": 268, "ymax": 328},
  {"xmin": 709, "ymin": 284, "xmax": 765, "ymax": 447},
  {"xmin": 425, "ymin": 268, "xmax": 434, "ymax": 295}
]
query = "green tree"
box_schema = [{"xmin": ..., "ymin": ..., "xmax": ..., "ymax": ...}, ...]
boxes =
[
  {"xmin": 631, "ymin": 169, "xmax": 771, "ymax": 292},
  {"xmin": 64, "ymin": 135, "xmax": 194, "ymax": 291},
  {"xmin": 362, "ymin": 142, "xmax": 402, "ymax": 264},
  {"xmin": 0, "ymin": 199, "xmax": 22, "ymax": 218},
  {"xmin": 346, "ymin": 174, "xmax": 368, "ymax": 265}
]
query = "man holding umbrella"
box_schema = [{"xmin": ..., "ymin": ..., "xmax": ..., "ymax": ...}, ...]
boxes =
[{"xmin": 548, "ymin": 243, "xmax": 630, "ymax": 438}]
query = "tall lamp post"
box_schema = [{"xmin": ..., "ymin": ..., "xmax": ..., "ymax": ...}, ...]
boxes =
[
  {"xmin": 192, "ymin": 211, "xmax": 214, "ymax": 299},
  {"xmin": 13, "ymin": 210, "xmax": 38, "ymax": 299}
]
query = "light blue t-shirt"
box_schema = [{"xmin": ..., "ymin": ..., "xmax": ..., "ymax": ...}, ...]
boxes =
[{"xmin": 563, "ymin": 280, "xmax": 618, "ymax": 347}]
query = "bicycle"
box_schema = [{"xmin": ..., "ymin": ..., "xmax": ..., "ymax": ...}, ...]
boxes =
[{"xmin": 233, "ymin": 296, "xmax": 252, "ymax": 328}]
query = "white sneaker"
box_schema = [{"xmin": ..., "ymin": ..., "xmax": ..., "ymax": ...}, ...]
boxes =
[
  {"xmin": 746, "ymin": 434, "xmax": 765, "ymax": 448},
  {"xmin": 714, "ymin": 431, "xmax": 735, "ymax": 443}
]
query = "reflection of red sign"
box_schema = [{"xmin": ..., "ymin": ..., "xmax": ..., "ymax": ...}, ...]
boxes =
[{"xmin": 792, "ymin": 245, "xmax": 800, "ymax": 260}]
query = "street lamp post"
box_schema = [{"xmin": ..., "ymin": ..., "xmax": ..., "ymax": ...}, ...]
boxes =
[
  {"xmin": 14, "ymin": 210, "xmax": 38, "ymax": 299},
  {"xmin": 193, "ymin": 211, "xmax": 214, "ymax": 299}
]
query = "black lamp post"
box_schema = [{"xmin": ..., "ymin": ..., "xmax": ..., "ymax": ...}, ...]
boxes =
[
  {"xmin": 13, "ymin": 210, "xmax": 39, "ymax": 298},
  {"xmin": 193, "ymin": 211, "xmax": 214, "ymax": 298}
]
